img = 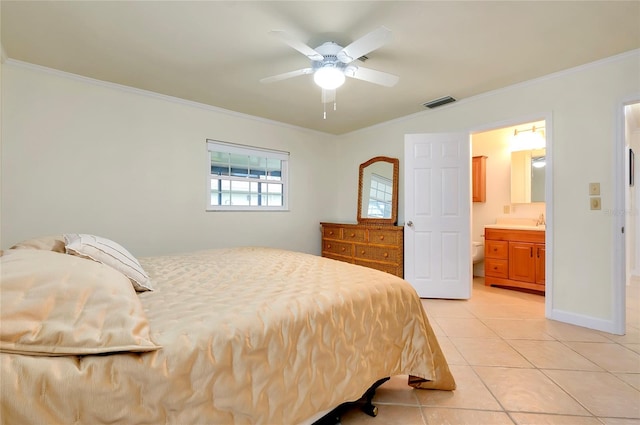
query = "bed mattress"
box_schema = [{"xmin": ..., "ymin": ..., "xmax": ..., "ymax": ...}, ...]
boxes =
[{"xmin": 1, "ymin": 247, "xmax": 454, "ymax": 424}]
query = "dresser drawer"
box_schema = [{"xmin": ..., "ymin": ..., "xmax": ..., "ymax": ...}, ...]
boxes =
[
  {"xmin": 342, "ymin": 227, "xmax": 366, "ymax": 243},
  {"xmin": 368, "ymin": 229, "xmax": 400, "ymax": 246},
  {"xmin": 485, "ymin": 240, "xmax": 508, "ymax": 259},
  {"xmin": 323, "ymin": 252, "xmax": 354, "ymax": 263},
  {"xmin": 485, "ymin": 258, "xmax": 509, "ymax": 278},
  {"xmin": 323, "ymin": 240, "xmax": 353, "ymax": 257},
  {"xmin": 355, "ymin": 259, "xmax": 401, "ymax": 277},
  {"xmin": 322, "ymin": 225, "xmax": 342, "ymax": 239},
  {"xmin": 355, "ymin": 245, "xmax": 399, "ymax": 263}
]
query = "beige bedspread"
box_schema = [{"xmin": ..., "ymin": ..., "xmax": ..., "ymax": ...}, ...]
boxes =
[{"xmin": 1, "ymin": 247, "xmax": 454, "ymax": 424}]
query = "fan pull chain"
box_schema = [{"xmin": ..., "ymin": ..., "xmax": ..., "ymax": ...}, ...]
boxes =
[
  {"xmin": 321, "ymin": 90, "xmax": 327, "ymax": 119},
  {"xmin": 320, "ymin": 89, "xmax": 337, "ymax": 119}
]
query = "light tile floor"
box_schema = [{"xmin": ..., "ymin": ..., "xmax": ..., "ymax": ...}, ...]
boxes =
[{"xmin": 340, "ymin": 278, "xmax": 640, "ymax": 425}]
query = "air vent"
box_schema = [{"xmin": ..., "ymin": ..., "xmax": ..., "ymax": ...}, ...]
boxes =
[
  {"xmin": 423, "ymin": 96, "xmax": 456, "ymax": 109},
  {"xmin": 358, "ymin": 55, "xmax": 369, "ymax": 62}
]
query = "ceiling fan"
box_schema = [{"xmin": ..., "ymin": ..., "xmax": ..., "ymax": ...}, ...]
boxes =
[{"xmin": 260, "ymin": 26, "xmax": 399, "ymax": 117}]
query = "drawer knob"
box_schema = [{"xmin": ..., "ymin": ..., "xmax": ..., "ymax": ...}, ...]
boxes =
[
  {"xmin": 327, "ymin": 244, "xmax": 331, "ymax": 249},
  {"xmin": 383, "ymin": 252, "xmax": 389, "ymax": 258},
  {"xmin": 329, "ymin": 231, "xmax": 334, "ymax": 235},
  {"xmin": 350, "ymin": 232, "xmax": 355, "ymax": 237},
  {"xmin": 341, "ymin": 247, "xmax": 345, "ymax": 252},
  {"xmin": 361, "ymin": 250, "xmax": 365, "ymax": 254},
  {"xmin": 379, "ymin": 235, "xmax": 384, "ymax": 241}
]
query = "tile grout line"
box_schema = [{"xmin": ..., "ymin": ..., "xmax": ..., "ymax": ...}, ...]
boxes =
[
  {"xmin": 408, "ymin": 281, "xmax": 640, "ymax": 424},
  {"xmin": 464, "ymin": 292, "xmax": 603, "ymax": 421}
]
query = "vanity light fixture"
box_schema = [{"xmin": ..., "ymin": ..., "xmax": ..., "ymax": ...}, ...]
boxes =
[
  {"xmin": 532, "ymin": 156, "xmax": 546, "ymax": 168},
  {"xmin": 513, "ymin": 125, "xmax": 545, "ymax": 137},
  {"xmin": 512, "ymin": 125, "xmax": 546, "ymax": 151}
]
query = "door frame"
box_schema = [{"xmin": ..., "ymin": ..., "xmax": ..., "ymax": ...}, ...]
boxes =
[
  {"xmin": 469, "ymin": 111, "xmax": 553, "ymax": 317},
  {"xmin": 614, "ymin": 95, "xmax": 640, "ymax": 335}
]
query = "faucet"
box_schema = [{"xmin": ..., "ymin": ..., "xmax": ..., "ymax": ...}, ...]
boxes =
[{"xmin": 536, "ymin": 213, "xmax": 546, "ymax": 226}]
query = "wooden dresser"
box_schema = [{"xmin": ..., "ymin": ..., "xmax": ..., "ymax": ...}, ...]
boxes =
[
  {"xmin": 484, "ymin": 227, "xmax": 545, "ymax": 293},
  {"xmin": 320, "ymin": 222, "xmax": 404, "ymax": 278}
]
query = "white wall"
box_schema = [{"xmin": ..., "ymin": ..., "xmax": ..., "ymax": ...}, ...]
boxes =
[
  {"xmin": 2, "ymin": 51, "xmax": 639, "ymax": 332},
  {"xmin": 1, "ymin": 63, "xmax": 336, "ymax": 256},
  {"xmin": 333, "ymin": 51, "xmax": 640, "ymax": 327}
]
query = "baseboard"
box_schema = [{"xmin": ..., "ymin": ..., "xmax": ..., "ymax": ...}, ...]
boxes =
[{"xmin": 547, "ymin": 308, "xmax": 623, "ymax": 335}]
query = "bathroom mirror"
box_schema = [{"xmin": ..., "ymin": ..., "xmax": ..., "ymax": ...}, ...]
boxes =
[
  {"xmin": 511, "ymin": 148, "xmax": 546, "ymax": 203},
  {"xmin": 357, "ymin": 156, "xmax": 399, "ymax": 225}
]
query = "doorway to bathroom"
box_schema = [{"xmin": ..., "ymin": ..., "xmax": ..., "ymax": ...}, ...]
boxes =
[
  {"xmin": 608, "ymin": 98, "xmax": 640, "ymax": 335},
  {"xmin": 470, "ymin": 118, "xmax": 549, "ymax": 297},
  {"xmin": 624, "ymin": 102, "xmax": 640, "ymax": 282}
]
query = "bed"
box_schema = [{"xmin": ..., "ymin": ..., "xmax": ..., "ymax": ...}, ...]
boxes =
[{"xmin": 1, "ymin": 234, "xmax": 455, "ymax": 424}]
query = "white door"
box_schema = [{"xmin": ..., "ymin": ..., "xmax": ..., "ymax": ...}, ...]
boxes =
[{"xmin": 404, "ymin": 133, "xmax": 472, "ymax": 299}]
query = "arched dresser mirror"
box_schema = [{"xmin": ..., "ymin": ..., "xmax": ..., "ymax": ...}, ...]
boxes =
[
  {"xmin": 320, "ymin": 156, "xmax": 404, "ymax": 277},
  {"xmin": 357, "ymin": 156, "xmax": 399, "ymax": 225}
]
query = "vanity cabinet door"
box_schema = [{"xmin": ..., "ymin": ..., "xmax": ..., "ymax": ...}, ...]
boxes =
[
  {"xmin": 535, "ymin": 244, "xmax": 545, "ymax": 286},
  {"xmin": 509, "ymin": 242, "xmax": 536, "ymax": 283}
]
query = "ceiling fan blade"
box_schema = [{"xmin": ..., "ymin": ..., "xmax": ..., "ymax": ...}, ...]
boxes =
[
  {"xmin": 336, "ymin": 26, "xmax": 392, "ymax": 63},
  {"xmin": 348, "ymin": 67, "xmax": 399, "ymax": 87},
  {"xmin": 260, "ymin": 68, "xmax": 313, "ymax": 84},
  {"xmin": 269, "ymin": 31, "xmax": 324, "ymax": 61}
]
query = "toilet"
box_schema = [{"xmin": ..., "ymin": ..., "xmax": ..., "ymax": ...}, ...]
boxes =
[{"xmin": 472, "ymin": 241, "xmax": 484, "ymax": 264}]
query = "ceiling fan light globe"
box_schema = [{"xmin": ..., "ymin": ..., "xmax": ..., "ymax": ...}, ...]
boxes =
[{"xmin": 314, "ymin": 67, "xmax": 345, "ymax": 90}]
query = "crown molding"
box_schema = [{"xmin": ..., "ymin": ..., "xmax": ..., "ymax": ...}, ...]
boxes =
[
  {"xmin": 3, "ymin": 58, "xmax": 332, "ymax": 137},
  {"xmin": 342, "ymin": 48, "xmax": 640, "ymax": 137}
]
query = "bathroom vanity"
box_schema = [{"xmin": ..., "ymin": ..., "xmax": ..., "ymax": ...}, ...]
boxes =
[{"xmin": 484, "ymin": 226, "xmax": 545, "ymax": 293}]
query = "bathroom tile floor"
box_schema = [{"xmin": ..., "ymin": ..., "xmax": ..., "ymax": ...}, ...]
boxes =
[{"xmin": 339, "ymin": 278, "xmax": 640, "ymax": 425}]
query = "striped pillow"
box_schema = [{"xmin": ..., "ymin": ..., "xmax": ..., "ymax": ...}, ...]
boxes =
[{"xmin": 64, "ymin": 234, "xmax": 153, "ymax": 292}]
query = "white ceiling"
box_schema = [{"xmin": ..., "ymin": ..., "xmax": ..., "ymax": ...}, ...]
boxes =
[{"xmin": 2, "ymin": 1, "xmax": 639, "ymax": 135}]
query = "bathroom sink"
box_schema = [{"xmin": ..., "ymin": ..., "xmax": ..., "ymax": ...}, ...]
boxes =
[
  {"xmin": 485, "ymin": 217, "xmax": 545, "ymax": 231},
  {"xmin": 484, "ymin": 224, "xmax": 545, "ymax": 231}
]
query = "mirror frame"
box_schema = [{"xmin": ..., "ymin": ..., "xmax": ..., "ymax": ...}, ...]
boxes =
[{"xmin": 357, "ymin": 156, "xmax": 399, "ymax": 225}]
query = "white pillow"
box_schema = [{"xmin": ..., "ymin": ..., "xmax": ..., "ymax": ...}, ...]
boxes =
[
  {"xmin": 0, "ymin": 249, "xmax": 160, "ymax": 356},
  {"xmin": 64, "ymin": 234, "xmax": 153, "ymax": 292}
]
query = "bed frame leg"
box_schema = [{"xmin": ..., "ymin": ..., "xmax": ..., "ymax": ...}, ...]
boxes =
[
  {"xmin": 312, "ymin": 377, "xmax": 391, "ymax": 424},
  {"xmin": 361, "ymin": 377, "xmax": 390, "ymax": 417}
]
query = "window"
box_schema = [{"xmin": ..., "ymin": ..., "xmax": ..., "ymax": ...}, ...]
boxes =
[
  {"xmin": 207, "ymin": 140, "xmax": 289, "ymax": 211},
  {"xmin": 367, "ymin": 173, "xmax": 393, "ymax": 218}
]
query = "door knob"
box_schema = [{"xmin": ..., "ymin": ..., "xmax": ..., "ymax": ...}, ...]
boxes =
[{"xmin": 407, "ymin": 221, "xmax": 414, "ymax": 227}]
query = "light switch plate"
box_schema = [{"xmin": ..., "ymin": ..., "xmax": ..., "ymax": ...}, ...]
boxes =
[
  {"xmin": 590, "ymin": 197, "xmax": 601, "ymax": 210},
  {"xmin": 589, "ymin": 182, "xmax": 600, "ymax": 196}
]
